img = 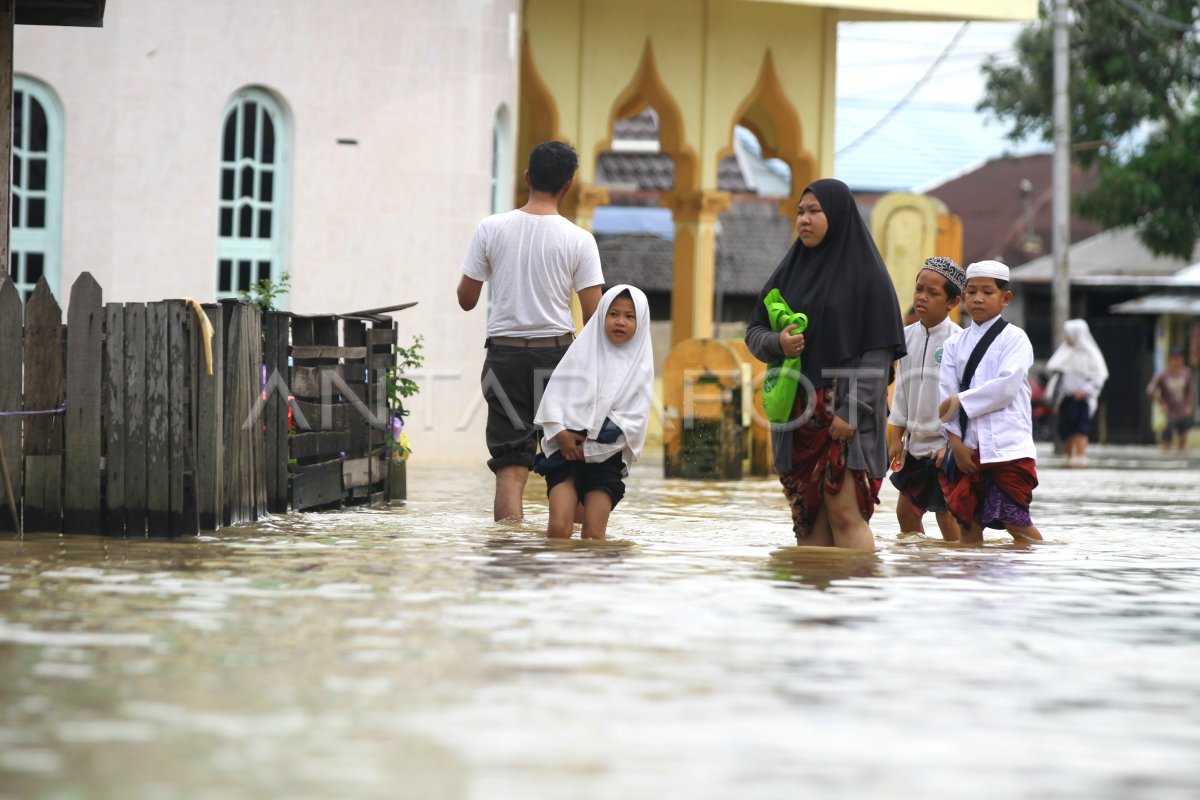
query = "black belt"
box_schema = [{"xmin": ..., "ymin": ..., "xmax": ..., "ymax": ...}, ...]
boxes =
[{"xmin": 486, "ymin": 334, "xmax": 574, "ymax": 349}]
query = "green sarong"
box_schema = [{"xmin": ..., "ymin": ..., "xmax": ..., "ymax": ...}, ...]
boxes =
[{"xmin": 762, "ymin": 288, "xmax": 808, "ymax": 424}]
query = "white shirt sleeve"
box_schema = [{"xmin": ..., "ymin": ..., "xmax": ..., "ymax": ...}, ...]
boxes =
[
  {"xmin": 889, "ymin": 358, "xmax": 909, "ymax": 428},
  {"xmin": 940, "ymin": 337, "xmax": 962, "ymax": 440},
  {"xmin": 573, "ymin": 234, "xmax": 604, "ymax": 291},
  {"xmin": 461, "ymin": 223, "xmax": 491, "ymax": 281}
]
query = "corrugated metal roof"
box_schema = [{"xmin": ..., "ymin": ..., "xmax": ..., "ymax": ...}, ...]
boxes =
[{"xmin": 1011, "ymin": 228, "xmax": 1200, "ymax": 286}]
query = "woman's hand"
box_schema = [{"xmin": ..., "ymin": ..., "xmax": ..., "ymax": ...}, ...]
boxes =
[
  {"xmin": 556, "ymin": 429, "xmax": 585, "ymax": 461},
  {"xmin": 779, "ymin": 325, "xmax": 805, "ymax": 359},
  {"xmin": 829, "ymin": 415, "xmax": 855, "ymax": 442}
]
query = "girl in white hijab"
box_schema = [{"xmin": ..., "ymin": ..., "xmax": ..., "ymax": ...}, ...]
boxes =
[
  {"xmin": 534, "ymin": 285, "xmax": 654, "ymax": 539},
  {"xmin": 1046, "ymin": 318, "xmax": 1108, "ymax": 467}
]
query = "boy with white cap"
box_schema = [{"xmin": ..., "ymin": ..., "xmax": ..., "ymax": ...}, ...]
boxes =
[{"xmin": 937, "ymin": 260, "xmax": 1043, "ymax": 544}]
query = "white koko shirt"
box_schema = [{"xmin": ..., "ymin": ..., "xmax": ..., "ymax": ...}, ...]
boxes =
[
  {"xmin": 889, "ymin": 316, "xmax": 961, "ymax": 458},
  {"xmin": 461, "ymin": 209, "xmax": 604, "ymax": 338},
  {"xmin": 939, "ymin": 315, "xmax": 1038, "ymax": 464}
]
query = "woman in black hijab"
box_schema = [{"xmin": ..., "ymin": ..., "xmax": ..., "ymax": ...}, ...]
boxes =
[{"xmin": 745, "ymin": 178, "xmax": 905, "ymax": 550}]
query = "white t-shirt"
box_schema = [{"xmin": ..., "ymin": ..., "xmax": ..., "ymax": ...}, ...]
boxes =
[{"xmin": 461, "ymin": 209, "xmax": 604, "ymax": 337}]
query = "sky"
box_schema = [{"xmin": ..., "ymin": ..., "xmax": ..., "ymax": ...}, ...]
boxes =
[{"xmin": 834, "ymin": 20, "xmax": 1047, "ymax": 192}]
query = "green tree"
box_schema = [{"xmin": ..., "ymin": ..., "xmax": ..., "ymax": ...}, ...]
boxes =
[{"xmin": 979, "ymin": 0, "xmax": 1200, "ymax": 259}]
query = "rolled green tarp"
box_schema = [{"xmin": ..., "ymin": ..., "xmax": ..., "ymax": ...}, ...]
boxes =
[{"xmin": 762, "ymin": 288, "xmax": 808, "ymax": 424}]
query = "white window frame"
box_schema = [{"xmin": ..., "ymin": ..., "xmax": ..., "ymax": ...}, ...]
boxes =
[
  {"xmin": 215, "ymin": 87, "xmax": 290, "ymax": 305},
  {"xmin": 10, "ymin": 76, "xmax": 65, "ymax": 302}
]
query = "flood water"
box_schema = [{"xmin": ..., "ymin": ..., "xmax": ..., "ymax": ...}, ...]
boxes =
[{"xmin": 2, "ymin": 445, "xmax": 1199, "ymax": 799}]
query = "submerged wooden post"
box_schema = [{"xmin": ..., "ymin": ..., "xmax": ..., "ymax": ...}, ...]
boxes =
[
  {"xmin": 64, "ymin": 273, "xmax": 103, "ymax": 534},
  {"xmin": 23, "ymin": 279, "xmax": 64, "ymax": 532},
  {"xmin": 0, "ymin": 278, "xmax": 22, "ymax": 532}
]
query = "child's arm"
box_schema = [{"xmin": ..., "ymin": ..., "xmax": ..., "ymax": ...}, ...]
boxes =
[
  {"xmin": 956, "ymin": 334, "xmax": 1034, "ymax": 421},
  {"xmin": 939, "ymin": 339, "xmax": 963, "ymax": 440},
  {"xmin": 947, "ymin": 433, "xmax": 978, "ymax": 473}
]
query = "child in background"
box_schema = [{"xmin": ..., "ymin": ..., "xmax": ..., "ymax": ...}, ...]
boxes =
[
  {"xmin": 534, "ymin": 285, "xmax": 654, "ymax": 540},
  {"xmin": 938, "ymin": 260, "xmax": 1042, "ymax": 545},
  {"xmin": 888, "ymin": 257, "xmax": 965, "ymax": 541},
  {"xmin": 1146, "ymin": 347, "xmax": 1195, "ymax": 452}
]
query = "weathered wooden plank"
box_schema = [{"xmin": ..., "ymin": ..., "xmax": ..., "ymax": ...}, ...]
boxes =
[
  {"xmin": 124, "ymin": 304, "xmax": 148, "ymax": 537},
  {"xmin": 247, "ymin": 305, "xmax": 267, "ymax": 521},
  {"xmin": 166, "ymin": 302, "xmax": 188, "ymax": 536},
  {"xmin": 344, "ymin": 455, "xmax": 388, "ymax": 490},
  {"xmin": 103, "ymin": 304, "xmax": 126, "ymax": 536},
  {"xmin": 179, "ymin": 303, "xmax": 199, "ymax": 537},
  {"xmin": 0, "ymin": 277, "xmax": 22, "ymax": 532},
  {"xmin": 63, "ymin": 273, "xmax": 103, "ymax": 534},
  {"xmin": 145, "ymin": 302, "xmax": 170, "ymax": 536},
  {"xmin": 291, "ymin": 400, "xmax": 349, "ymax": 432},
  {"xmin": 370, "ymin": 327, "xmax": 398, "ymax": 345},
  {"xmin": 290, "ymin": 431, "xmax": 349, "ymax": 461},
  {"xmin": 369, "ymin": 353, "xmax": 395, "ymax": 371},
  {"xmin": 264, "ymin": 312, "xmax": 289, "ymax": 514},
  {"xmin": 22, "ymin": 279, "xmax": 64, "ymax": 533},
  {"xmin": 23, "ymin": 455, "xmax": 61, "ymax": 532},
  {"xmin": 289, "ymin": 345, "xmax": 367, "ymax": 361},
  {"xmin": 342, "ymin": 320, "xmax": 369, "ymax": 459},
  {"xmin": 218, "ymin": 301, "xmax": 240, "ymax": 526},
  {"xmin": 291, "ymin": 459, "xmax": 343, "ymax": 510},
  {"xmin": 195, "ymin": 305, "xmax": 223, "ymax": 531},
  {"xmin": 291, "ymin": 365, "xmax": 345, "ymax": 399}
]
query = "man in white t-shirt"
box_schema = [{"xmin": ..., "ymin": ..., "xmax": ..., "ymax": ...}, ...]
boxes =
[{"xmin": 458, "ymin": 141, "xmax": 604, "ymax": 521}]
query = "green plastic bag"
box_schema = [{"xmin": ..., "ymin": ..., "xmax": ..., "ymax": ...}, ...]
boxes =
[{"xmin": 761, "ymin": 288, "xmax": 808, "ymax": 424}]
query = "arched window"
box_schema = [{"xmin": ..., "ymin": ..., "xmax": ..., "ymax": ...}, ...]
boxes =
[
  {"xmin": 216, "ymin": 87, "xmax": 289, "ymax": 302},
  {"xmin": 10, "ymin": 77, "xmax": 64, "ymax": 302}
]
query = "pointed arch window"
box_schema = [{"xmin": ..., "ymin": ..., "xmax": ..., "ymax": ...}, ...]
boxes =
[
  {"xmin": 10, "ymin": 77, "xmax": 64, "ymax": 303},
  {"xmin": 216, "ymin": 88, "xmax": 289, "ymax": 302}
]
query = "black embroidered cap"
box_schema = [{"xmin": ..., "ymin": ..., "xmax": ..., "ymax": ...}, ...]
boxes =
[{"xmin": 922, "ymin": 256, "xmax": 965, "ymax": 291}]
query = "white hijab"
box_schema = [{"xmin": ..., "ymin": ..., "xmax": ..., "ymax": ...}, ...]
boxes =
[
  {"xmin": 1047, "ymin": 318, "xmax": 1109, "ymax": 381},
  {"xmin": 535, "ymin": 284, "xmax": 655, "ymax": 470}
]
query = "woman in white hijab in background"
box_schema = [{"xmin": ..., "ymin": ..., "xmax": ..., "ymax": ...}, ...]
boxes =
[
  {"xmin": 534, "ymin": 285, "xmax": 654, "ymax": 539},
  {"xmin": 1047, "ymin": 318, "xmax": 1108, "ymax": 467}
]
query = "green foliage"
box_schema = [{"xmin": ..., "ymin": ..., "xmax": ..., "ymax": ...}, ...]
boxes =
[
  {"xmin": 239, "ymin": 272, "xmax": 292, "ymax": 312},
  {"xmin": 978, "ymin": 0, "xmax": 1200, "ymax": 259},
  {"xmin": 384, "ymin": 335, "xmax": 425, "ymax": 418}
]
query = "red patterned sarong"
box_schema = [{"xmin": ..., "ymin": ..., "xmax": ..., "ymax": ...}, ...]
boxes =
[
  {"xmin": 777, "ymin": 388, "xmax": 882, "ymax": 540},
  {"xmin": 938, "ymin": 453, "xmax": 1038, "ymax": 529}
]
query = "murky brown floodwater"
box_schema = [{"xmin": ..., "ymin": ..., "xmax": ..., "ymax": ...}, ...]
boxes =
[{"xmin": 2, "ymin": 445, "xmax": 1199, "ymax": 799}]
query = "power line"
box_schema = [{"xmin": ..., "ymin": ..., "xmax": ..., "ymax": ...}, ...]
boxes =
[
  {"xmin": 836, "ymin": 23, "xmax": 971, "ymax": 158},
  {"xmin": 1112, "ymin": 0, "xmax": 1198, "ymax": 33}
]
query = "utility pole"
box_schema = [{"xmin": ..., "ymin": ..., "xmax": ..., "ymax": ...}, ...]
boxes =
[{"xmin": 1051, "ymin": 0, "xmax": 1071, "ymax": 350}]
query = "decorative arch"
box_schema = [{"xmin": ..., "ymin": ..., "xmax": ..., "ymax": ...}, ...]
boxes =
[
  {"xmin": 516, "ymin": 33, "xmax": 560, "ymax": 207},
  {"xmin": 725, "ymin": 50, "xmax": 816, "ymax": 216},
  {"xmin": 597, "ymin": 39, "xmax": 698, "ymax": 194}
]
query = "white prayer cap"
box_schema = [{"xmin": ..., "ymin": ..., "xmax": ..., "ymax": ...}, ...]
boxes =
[{"xmin": 965, "ymin": 260, "xmax": 1010, "ymax": 282}]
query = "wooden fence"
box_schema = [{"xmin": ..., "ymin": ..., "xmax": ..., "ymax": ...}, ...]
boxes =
[{"xmin": 0, "ymin": 273, "xmax": 406, "ymax": 537}]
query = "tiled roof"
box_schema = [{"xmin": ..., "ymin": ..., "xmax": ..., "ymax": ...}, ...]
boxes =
[
  {"xmin": 596, "ymin": 153, "xmax": 752, "ymax": 194},
  {"xmin": 923, "ymin": 152, "xmax": 1103, "ymax": 267},
  {"xmin": 597, "ymin": 200, "xmax": 794, "ymax": 296}
]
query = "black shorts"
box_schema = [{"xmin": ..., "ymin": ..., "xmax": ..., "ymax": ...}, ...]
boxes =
[
  {"xmin": 1057, "ymin": 396, "xmax": 1092, "ymax": 439},
  {"xmin": 1164, "ymin": 416, "xmax": 1194, "ymax": 441},
  {"xmin": 540, "ymin": 452, "xmax": 626, "ymax": 509},
  {"xmin": 481, "ymin": 342, "xmax": 569, "ymax": 473},
  {"xmin": 888, "ymin": 452, "xmax": 948, "ymax": 513}
]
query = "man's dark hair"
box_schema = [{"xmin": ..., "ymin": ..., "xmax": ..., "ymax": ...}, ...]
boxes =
[
  {"xmin": 942, "ymin": 278, "xmax": 962, "ymax": 300},
  {"xmin": 995, "ymin": 279, "xmax": 1010, "ymax": 291},
  {"xmin": 528, "ymin": 141, "xmax": 578, "ymax": 194}
]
